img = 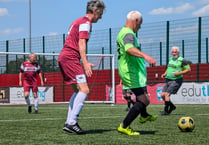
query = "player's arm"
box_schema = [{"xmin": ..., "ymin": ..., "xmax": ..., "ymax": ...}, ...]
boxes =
[
  {"xmin": 175, "ymin": 59, "xmax": 191, "ymax": 77},
  {"xmin": 175, "ymin": 68, "xmax": 191, "ymax": 77},
  {"xmin": 79, "ymin": 38, "xmax": 94, "ymax": 77},
  {"xmin": 127, "ymin": 47, "xmax": 157, "ymax": 66},
  {"xmin": 39, "ymin": 72, "xmax": 44, "ymax": 86},
  {"xmin": 119, "ymin": 79, "xmax": 122, "ymax": 88},
  {"xmin": 161, "ymin": 70, "xmax": 167, "ymax": 78},
  {"xmin": 19, "ymin": 72, "xmax": 23, "ymax": 86},
  {"xmin": 19, "ymin": 63, "xmax": 24, "ymax": 86},
  {"xmin": 124, "ymin": 33, "xmax": 157, "ymax": 66}
]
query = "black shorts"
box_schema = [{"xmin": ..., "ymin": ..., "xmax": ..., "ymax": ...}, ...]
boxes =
[
  {"xmin": 162, "ymin": 78, "xmax": 183, "ymax": 94},
  {"xmin": 122, "ymin": 89, "xmax": 133, "ymax": 95},
  {"xmin": 131, "ymin": 87, "xmax": 147, "ymax": 97}
]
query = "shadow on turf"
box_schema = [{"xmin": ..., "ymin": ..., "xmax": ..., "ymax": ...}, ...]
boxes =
[
  {"xmin": 85, "ymin": 129, "xmax": 113, "ymax": 134},
  {"xmin": 159, "ymin": 113, "xmax": 187, "ymax": 116},
  {"xmin": 28, "ymin": 112, "xmax": 41, "ymax": 114},
  {"xmin": 86, "ymin": 130, "xmax": 158, "ymax": 135},
  {"xmin": 63, "ymin": 129, "xmax": 157, "ymax": 135},
  {"xmin": 138, "ymin": 130, "xmax": 158, "ymax": 135}
]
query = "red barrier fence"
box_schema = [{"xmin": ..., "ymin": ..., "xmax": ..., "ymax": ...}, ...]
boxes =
[{"xmin": 1, "ymin": 64, "xmax": 209, "ymax": 103}]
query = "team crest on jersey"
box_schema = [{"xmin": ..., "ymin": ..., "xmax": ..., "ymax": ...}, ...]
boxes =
[
  {"xmin": 79, "ymin": 76, "xmax": 83, "ymax": 79},
  {"xmin": 76, "ymin": 74, "xmax": 87, "ymax": 83}
]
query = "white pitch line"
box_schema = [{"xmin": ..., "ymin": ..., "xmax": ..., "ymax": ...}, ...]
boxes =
[
  {"xmin": 1, "ymin": 113, "xmax": 209, "ymax": 122},
  {"xmin": 194, "ymin": 114, "xmax": 209, "ymax": 116},
  {"xmin": 0, "ymin": 118, "xmax": 64, "ymax": 122},
  {"xmin": 0, "ymin": 116, "xmax": 123, "ymax": 122}
]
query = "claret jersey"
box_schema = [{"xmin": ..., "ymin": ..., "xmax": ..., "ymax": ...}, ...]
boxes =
[
  {"xmin": 20, "ymin": 61, "xmax": 41, "ymax": 86},
  {"xmin": 58, "ymin": 16, "xmax": 92, "ymax": 84},
  {"xmin": 58, "ymin": 16, "xmax": 92, "ymax": 62}
]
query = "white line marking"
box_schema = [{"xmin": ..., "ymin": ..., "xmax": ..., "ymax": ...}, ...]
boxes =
[
  {"xmin": 1, "ymin": 113, "xmax": 208, "ymax": 122},
  {"xmin": 194, "ymin": 114, "xmax": 209, "ymax": 116},
  {"xmin": 0, "ymin": 116, "xmax": 123, "ymax": 122}
]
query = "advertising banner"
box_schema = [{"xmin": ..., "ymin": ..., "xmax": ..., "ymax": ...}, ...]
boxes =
[
  {"xmin": 0, "ymin": 87, "xmax": 10, "ymax": 103},
  {"xmin": 148, "ymin": 82, "xmax": 209, "ymax": 104},
  {"xmin": 147, "ymin": 83, "xmax": 165, "ymax": 104},
  {"xmin": 105, "ymin": 82, "xmax": 209, "ymax": 104},
  {"xmin": 9, "ymin": 86, "xmax": 54, "ymax": 104},
  {"xmin": 171, "ymin": 82, "xmax": 209, "ymax": 104}
]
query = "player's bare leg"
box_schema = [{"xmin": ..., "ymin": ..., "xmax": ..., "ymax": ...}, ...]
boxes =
[{"xmin": 24, "ymin": 91, "xmax": 32, "ymax": 113}]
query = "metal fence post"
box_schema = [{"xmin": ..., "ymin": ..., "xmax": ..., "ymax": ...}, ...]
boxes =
[
  {"xmin": 42, "ymin": 36, "xmax": 45, "ymax": 67},
  {"xmin": 197, "ymin": 17, "xmax": 202, "ymax": 82},
  {"xmin": 182, "ymin": 40, "xmax": 184, "ymax": 58},
  {"xmin": 15, "ymin": 54, "xmax": 18, "ymax": 73},
  {"xmin": 160, "ymin": 42, "xmax": 162, "ymax": 66},
  {"xmin": 6, "ymin": 40, "xmax": 9, "ymax": 73},
  {"xmin": 198, "ymin": 17, "xmax": 201, "ymax": 64},
  {"xmin": 109, "ymin": 28, "xmax": 112, "ymax": 84},
  {"xmin": 53, "ymin": 51, "xmax": 55, "ymax": 71},
  {"xmin": 63, "ymin": 33, "xmax": 66, "ymax": 45},
  {"xmin": 23, "ymin": 38, "xmax": 26, "ymax": 61},
  {"xmin": 166, "ymin": 21, "xmax": 170, "ymax": 65},
  {"xmin": 206, "ymin": 38, "xmax": 208, "ymax": 63},
  {"xmin": 102, "ymin": 47, "xmax": 104, "ymax": 70},
  {"xmin": 62, "ymin": 33, "xmax": 65, "ymax": 101}
]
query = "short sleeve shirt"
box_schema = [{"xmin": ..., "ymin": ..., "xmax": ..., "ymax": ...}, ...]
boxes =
[
  {"xmin": 117, "ymin": 27, "xmax": 147, "ymax": 89},
  {"xmin": 20, "ymin": 61, "xmax": 41, "ymax": 86},
  {"xmin": 166, "ymin": 56, "xmax": 190, "ymax": 80},
  {"xmin": 58, "ymin": 16, "xmax": 92, "ymax": 62}
]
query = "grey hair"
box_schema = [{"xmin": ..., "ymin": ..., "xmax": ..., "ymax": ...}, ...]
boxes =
[
  {"xmin": 171, "ymin": 46, "xmax": 179, "ymax": 52},
  {"xmin": 127, "ymin": 11, "xmax": 142, "ymax": 21},
  {"xmin": 29, "ymin": 53, "xmax": 35, "ymax": 57},
  {"xmin": 86, "ymin": 0, "xmax": 105, "ymax": 14}
]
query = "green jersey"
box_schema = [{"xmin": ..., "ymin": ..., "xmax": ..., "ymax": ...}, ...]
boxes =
[
  {"xmin": 117, "ymin": 27, "xmax": 146, "ymax": 89},
  {"xmin": 123, "ymin": 84, "xmax": 130, "ymax": 90},
  {"xmin": 166, "ymin": 56, "xmax": 190, "ymax": 80}
]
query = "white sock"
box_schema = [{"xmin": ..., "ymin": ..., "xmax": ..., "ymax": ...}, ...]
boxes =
[
  {"xmin": 34, "ymin": 98, "xmax": 39, "ymax": 110},
  {"xmin": 25, "ymin": 98, "xmax": 31, "ymax": 106},
  {"xmin": 66, "ymin": 92, "xmax": 77, "ymax": 124},
  {"xmin": 68, "ymin": 92, "xmax": 87, "ymax": 125}
]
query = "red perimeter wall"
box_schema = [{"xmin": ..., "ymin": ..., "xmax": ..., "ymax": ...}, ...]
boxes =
[{"xmin": 1, "ymin": 64, "xmax": 209, "ymax": 102}]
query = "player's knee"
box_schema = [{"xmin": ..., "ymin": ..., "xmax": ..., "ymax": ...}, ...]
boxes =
[
  {"xmin": 164, "ymin": 92, "xmax": 170, "ymax": 98},
  {"xmin": 33, "ymin": 94, "xmax": 38, "ymax": 98},
  {"xmin": 24, "ymin": 93, "xmax": 29, "ymax": 98},
  {"xmin": 161, "ymin": 93, "xmax": 165, "ymax": 98},
  {"xmin": 77, "ymin": 83, "xmax": 90, "ymax": 94},
  {"xmin": 132, "ymin": 101, "xmax": 146, "ymax": 112},
  {"xmin": 136, "ymin": 96, "xmax": 150, "ymax": 106},
  {"xmin": 146, "ymin": 99, "xmax": 150, "ymax": 105},
  {"xmin": 142, "ymin": 99, "xmax": 150, "ymax": 106},
  {"xmin": 79, "ymin": 87, "xmax": 89, "ymax": 94},
  {"xmin": 132, "ymin": 102, "xmax": 140, "ymax": 112}
]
